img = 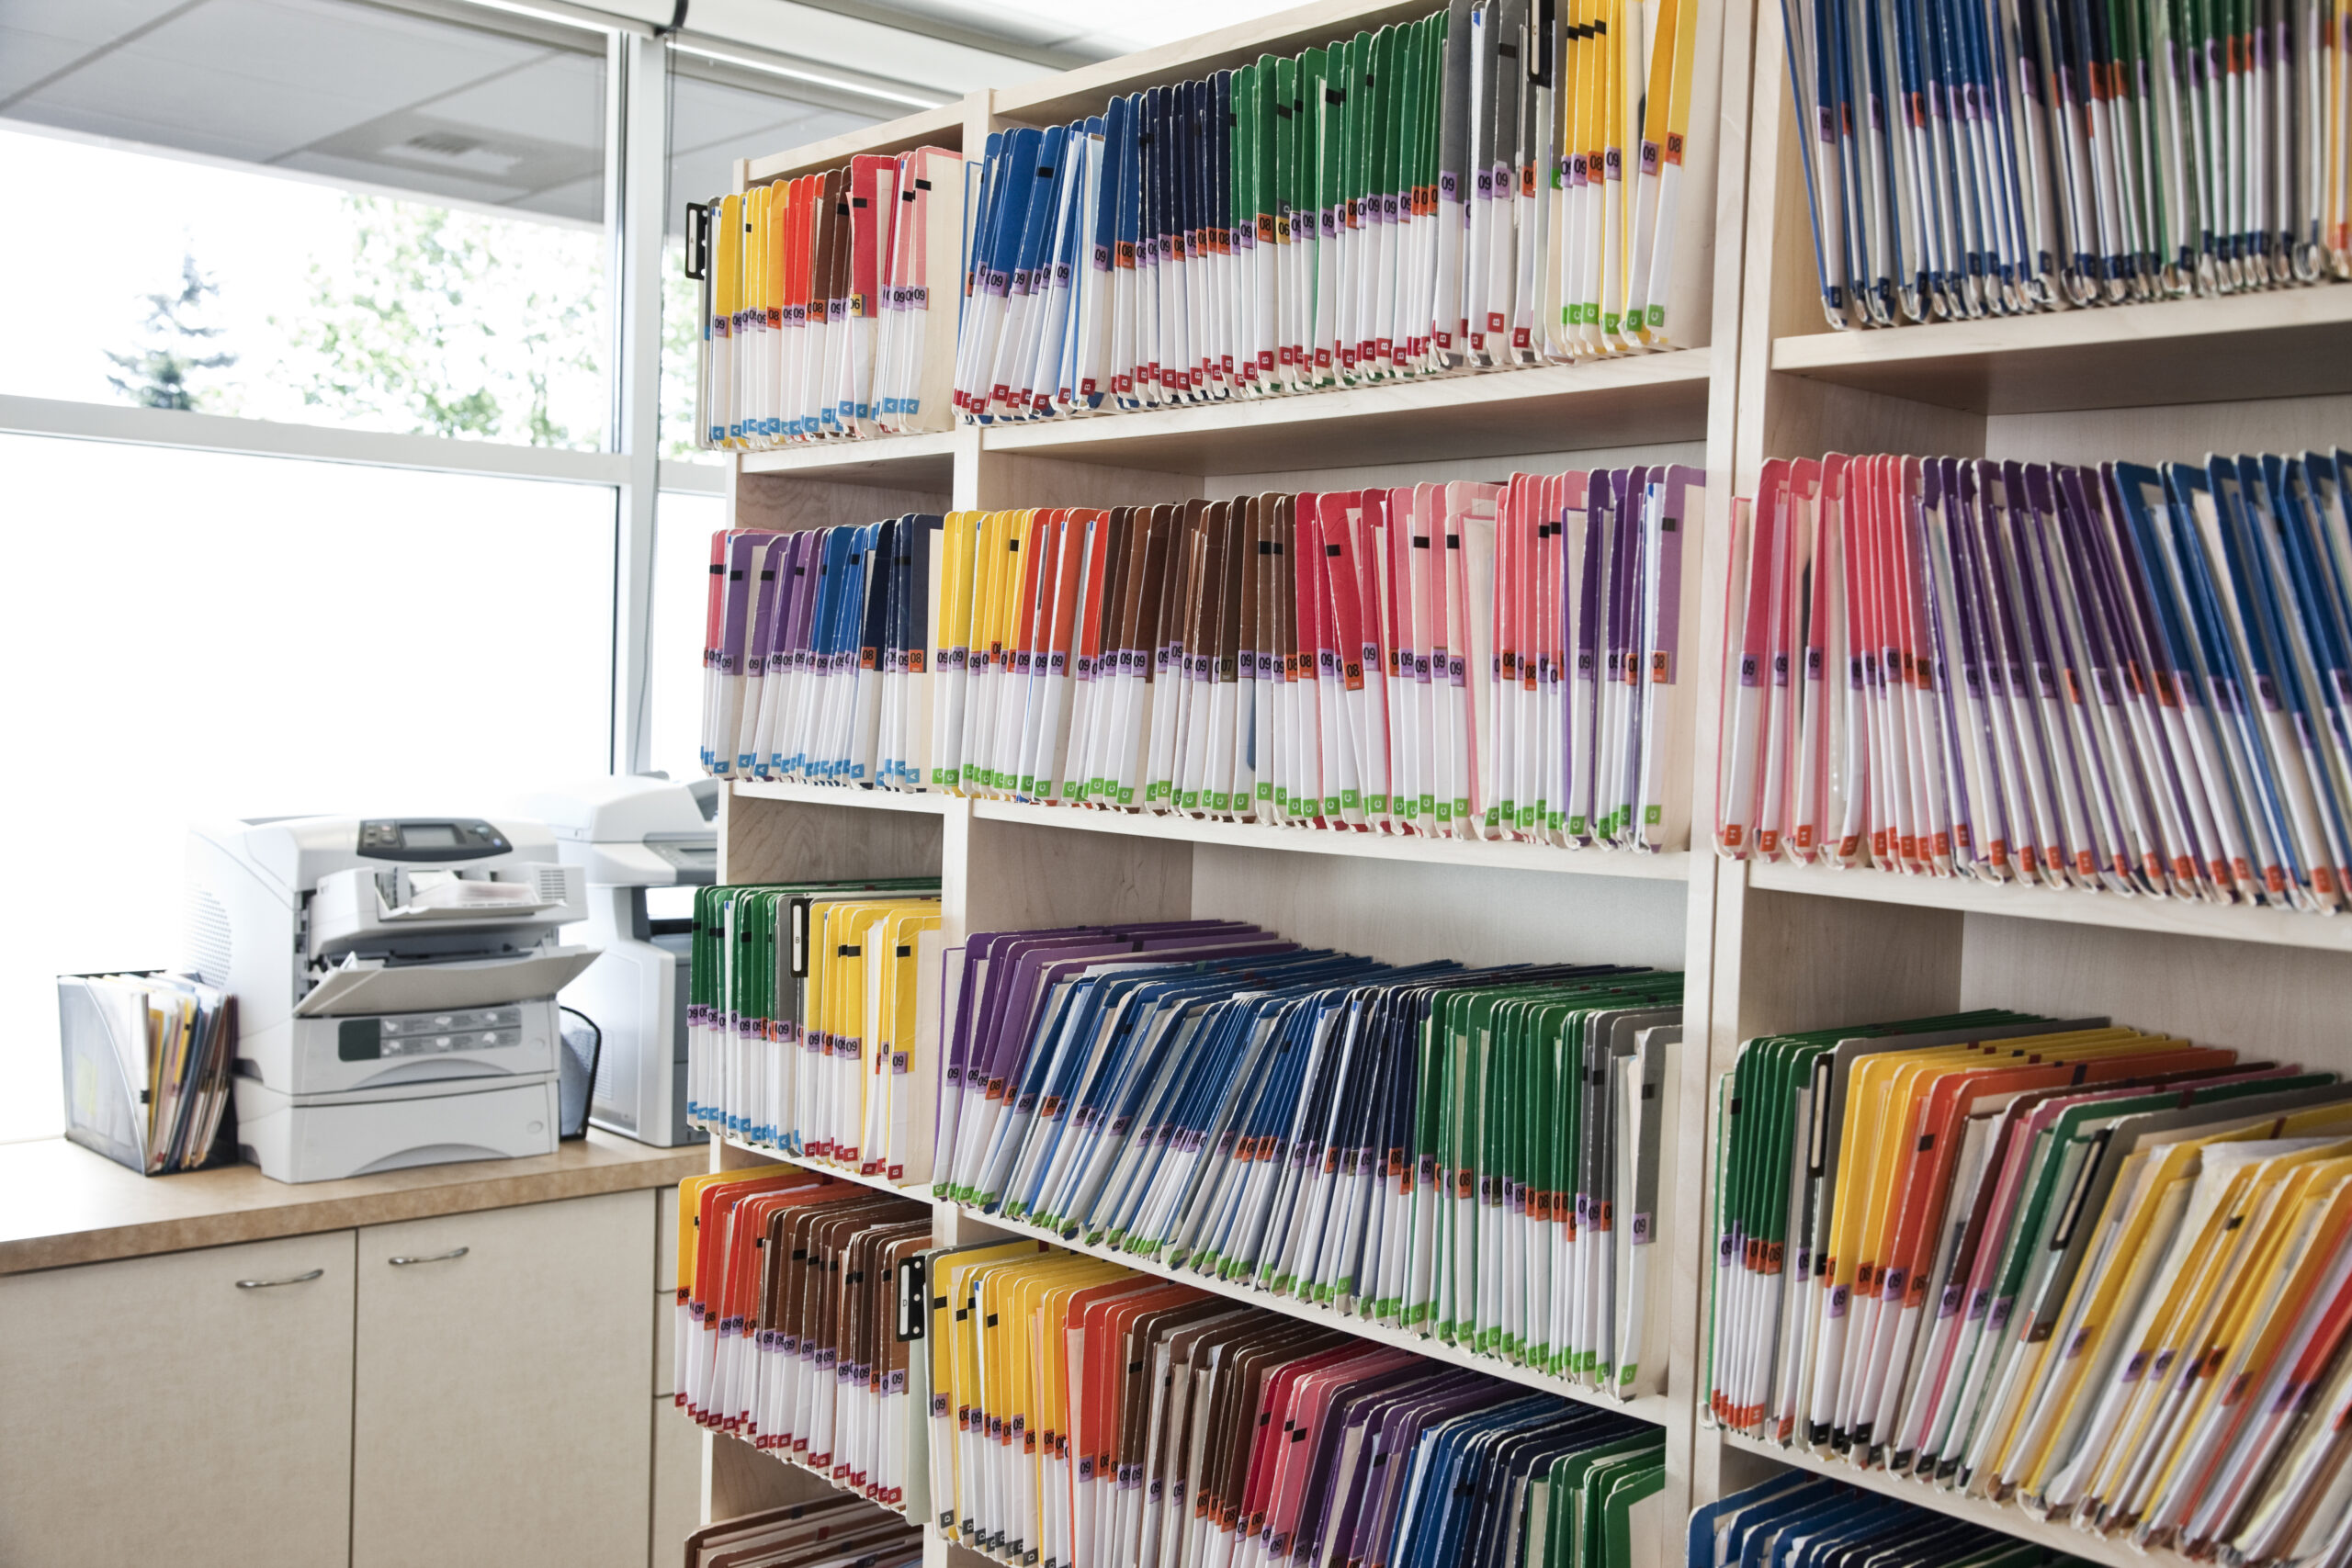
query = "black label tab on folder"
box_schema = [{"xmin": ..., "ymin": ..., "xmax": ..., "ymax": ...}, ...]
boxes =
[
  {"xmin": 684, "ymin": 201, "xmax": 710, "ymax": 279},
  {"xmin": 789, "ymin": 897, "xmax": 812, "ymax": 977},
  {"xmin": 897, "ymin": 1255, "xmax": 927, "ymax": 1341}
]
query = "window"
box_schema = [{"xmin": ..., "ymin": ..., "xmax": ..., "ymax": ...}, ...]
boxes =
[
  {"xmin": 0, "ymin": 434, "xmax": 616, "ymax": 1143},
  {"xmin": 0, "ymin": 0, "xmax": 1159, "ymax": 1148},
  {"xmin": 0, "ymin": 0, "xmax": 613, "ymax": 447},
  {"xmin": 649, "ymin": 489, "xmax": 728, "ymax": 781}
]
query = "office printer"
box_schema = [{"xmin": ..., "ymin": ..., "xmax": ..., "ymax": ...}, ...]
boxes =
[
  {"xmin": 187, "ymin": 816, "xmax": 599, "ymax": 1183},
  {"xmin": 519, "ymin": 777, "xmax": 716, "ymax": 1147}
]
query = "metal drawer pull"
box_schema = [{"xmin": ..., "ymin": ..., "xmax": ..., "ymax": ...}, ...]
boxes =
[
  {"xmin": 236, "ymin": 1269, "xmax": 324, "ymax": 1290},
  {"xmin": 388, "ymin": 1247, "xmax": 469, "ymax": 1266}
]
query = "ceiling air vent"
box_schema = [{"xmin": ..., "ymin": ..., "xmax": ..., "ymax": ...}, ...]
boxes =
[{"xmin": 390, "ymin": 131, "xmax": 521, "ymax": 175}]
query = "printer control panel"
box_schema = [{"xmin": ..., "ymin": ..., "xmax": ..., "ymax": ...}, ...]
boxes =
[
  {"xmin": 356, "ymin": 818, "xmax": 510, "ymax": 863},
  {"xmin": 338, "ymin": 1007, "xmax": 526, "ymax": 1062}
]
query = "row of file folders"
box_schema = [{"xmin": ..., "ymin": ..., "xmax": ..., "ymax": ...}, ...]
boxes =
[
  {"xmin": 1780, "ymin": 0, "xmax": 2352, "ymax": 327},
  {"xmin": 1714, "ymin": 450, "xmax": 2352, "ymax": 914},
  {"xmin": 691, "ymin": 145, "xmax": 964, "ymax": 448},
  {"xmin": 950, "ymin": 0, "xmax": 1703, "ymax": 425},
  {"xmin": 691, "ymin": 0, "xmax": 1710, "ymax": 450},
  {"xmin": 699, "ymin": 466, "xmax": 1701, "ymax": 852},
  {"xmin": 1706, "ymin": 1008, "xmax": 2352, "ymax": 1568},
  {"xmin": 674, "ymin": 1169, "xmax": 1668, "ymax": 1568},
  {"xmin": 685, "ymin": 897, "xmax": 1681, "ymax": 1400}
]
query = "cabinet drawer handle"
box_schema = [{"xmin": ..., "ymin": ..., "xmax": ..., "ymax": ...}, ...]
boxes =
[
  {"xmin": 236, "ymin": 1269, "xmax": 324, "ymax": 1290},
  {"xmin": 388, "ymin": 1247, "xmax": 469, "ymax": 1267}
]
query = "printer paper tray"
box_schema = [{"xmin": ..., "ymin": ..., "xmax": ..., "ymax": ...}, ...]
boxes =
[{"xmin": 295, "ymin": 946, "xmax": 601, "ymax": 1018}]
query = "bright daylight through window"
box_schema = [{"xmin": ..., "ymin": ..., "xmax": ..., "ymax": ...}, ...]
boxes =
[
  {"xmin": 0, "ymin": 0, "xmax": 1315, "ymax": 1145},
  {"xmin": 0, "ymin": 0, "xmax": 614, "ymax": 446}
]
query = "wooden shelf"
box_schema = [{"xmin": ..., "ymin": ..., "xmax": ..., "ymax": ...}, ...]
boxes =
[
  {"xmin": 970, "ymin": 796, "xmax": 1693, "ymax": 880},
  {"xmin": 738, "ymin": 429, "xmax": 958, "ymax": 490},
  {"xmin": 718, "ymin": 1137, "xmax": 933, "ymax": 1202},
  {"xmin": 1770, "ymin": 287, "xmax": 2352, "ymax": 415},
  {"xmin": 743, "ymin": 101, "xmax": 967, "ymax": 187},
  {"xmin": 729, "ymin": 781, "xmax": 1689, "ymax": 881},
  {"xmin": 1743, "ymin": 858, "xmax": 2352, "ymax": 953},
  {"xmin": 729, "ymin": 779, "xmax": 958, "ymax": 815},
  {"xmin": 1713, "ymin": 1430, "xmax": 2194, "ymax": 1568},
  {"xmin": 979, "ymin": 354, "xmax": 1710, "ymax": 475},
  {"xmin": 704, "ymin": 1420, "xmax": 909, "ymax": 1519},
  {"xmin": 949, "ymin": 1200, "xmax": 1676, "ymax": 1424}
]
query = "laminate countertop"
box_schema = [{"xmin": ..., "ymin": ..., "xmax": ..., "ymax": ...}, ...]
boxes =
[{"xmin": 0, "ymin": 1131, "xmax": 709, "ymax": 1275}]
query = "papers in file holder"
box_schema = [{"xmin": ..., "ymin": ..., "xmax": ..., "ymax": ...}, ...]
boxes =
[
  {"xmin": 58, "ymin": 971, "xmax": 236, "ymax": 1175},
  {"xmin": 933, "ymin": 921, "xmax": 1682, "ymax": 1397},
  {"xmin": 674, "ymin": 1171, "xmax": 938, "ymax": 1512},
  {"xmin": 952, "ymin": 0, "xmax": 1705, "ymax": 425},
  {"xmin": 1714, "ymin": 449, "xmax": 2352, "ymax": 911},
  {"xmin": 1775, "ymin": 0, "xmax": 2352, "ymax": 327},
  {"xmin": 692, "ymin": 144, "xmax": 965, "ymax": 449},
  {"xmin": 930, "ymin": 1244, "xmax": 1667, "ymax": 1568},
  {"xmin": 1702, "ymin": 1005, "xmax": 2352, "ymax": 1565},
  {"xmin": 685, "ymin": 879, "xmax": 944, "ymax": 1180},
  {"xmin": 700, "ymin": 518, "xmax": 948, "ymax": 791},
  {"xmin": 700, "ymin": 464, "xmax": 1701, "ymax": 852}
]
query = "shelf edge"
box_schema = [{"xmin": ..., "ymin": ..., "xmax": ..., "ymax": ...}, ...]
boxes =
[
  {"xmin": 968, "ymin": 798, "xmax": 1694, "ymax": 879},
  {"xmin": 1744, "ymin": 859, "xmax": 2352, "ymax": 952}
]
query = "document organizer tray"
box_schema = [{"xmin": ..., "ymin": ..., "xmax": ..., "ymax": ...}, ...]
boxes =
[{"xmin": 58, "ymin": 973, "xmax": 236, "ymax": 1177}]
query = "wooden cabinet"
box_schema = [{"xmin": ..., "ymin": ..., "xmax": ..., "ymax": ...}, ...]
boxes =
[
  {"xmin": 353, "ymin": 1190, "xmax": 654, "ymax": 1568},
  {"xmin": 0, "ymin": 1231, "xmax": 357, "ymax": 1568},
  {"xmin": 0, "ymin": 1187, "xmax": 666, "ymax": 1568}
]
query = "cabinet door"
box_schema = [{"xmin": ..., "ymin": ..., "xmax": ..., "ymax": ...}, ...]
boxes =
[
  {"xmin": 650, "ymin": 1402, "xmax": 705, "ymax": 1562},
  {"xmin": 353, "ymin": 1190, "xmax": 654, "ymax": 1568},
  {"xmin": 0, "ymin": 1231, "xmax": 356, "ymax": 1568}
]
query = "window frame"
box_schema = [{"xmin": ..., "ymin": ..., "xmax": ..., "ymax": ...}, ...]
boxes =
[{"xmin": 0, "ymin": 5, "xmax": 949, "ymax": 777}]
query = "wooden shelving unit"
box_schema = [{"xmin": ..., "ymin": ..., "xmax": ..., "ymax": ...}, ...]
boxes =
[
  {"xmin": 1688, "ymin": 18, "xmax": 2352, "ymax": 1552},
  {"xmin": 689, "ymin": 0, "xmax": 2352, "ymax": 1563}
]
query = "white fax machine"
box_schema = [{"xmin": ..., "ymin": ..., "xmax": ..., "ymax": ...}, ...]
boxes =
[
  {"xmin": 519, "ymin": 777, "xmax": 717, "ymax": 1148},
  {"xmin": 187, "ymin": 815, "xmax": 600, "ymax": 1183}
]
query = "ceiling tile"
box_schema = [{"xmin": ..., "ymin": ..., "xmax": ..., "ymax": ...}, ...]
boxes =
[
  {"xmin": 416, "ymin": 50, "xmax": 603, "ymax": 151},
  {"xmin": 506, "ymin": 174, "xmax": 602, "ymax": 224},
  {"xmin": 305, "ymin": 109, "xmax": 599, "ymax": 201},
  {"xmin": 7, "ymin": 90, "xmax": 304, "ymax": 161},
  {"xmin": 0, "ymin": 0, "xmax": 191, "ymax": 52},
  {"xmin": 20, "ymin": 44, "xmax": 403, "ymax": 159},
  {"xmin": 17, "ymin": 0, "xmax": 554, "ymax": 164},
  {"xmin": 0, "ymin": 27, "xmax": 87, "ymax": 99},
  {"xmin": 666, "ymin": 73, "xmax": 831, "ymax": 154},
  {"xmin": 152, "ymin": 0, "xmax": 547, "ymax": 107}
]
